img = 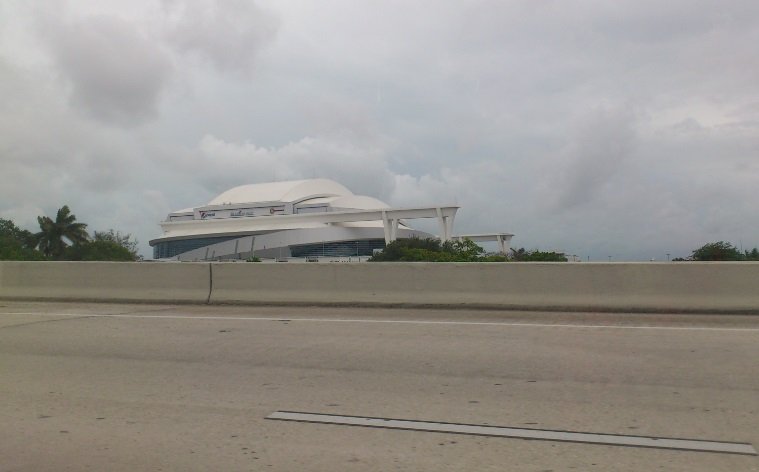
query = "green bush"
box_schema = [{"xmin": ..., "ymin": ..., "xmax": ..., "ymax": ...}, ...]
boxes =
[
  {"xmin": 63, "ymin": 240, "xmax": 136, "ymax": 261},
  {"xmin": 369, "ymin": 237, "xmax": 506, "ymax": 262},
  {"xmin": 0, "ymin": 218, "xmax": 46, "ymax": 260},
  {"xmin": 508, "ymin": 248, "xmax": 567, "ymax": 262}
]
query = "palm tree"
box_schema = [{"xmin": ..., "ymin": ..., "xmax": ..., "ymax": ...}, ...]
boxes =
[{"xmin": 35, "ymin": 205, "xmax": 89, "ymax": 258}]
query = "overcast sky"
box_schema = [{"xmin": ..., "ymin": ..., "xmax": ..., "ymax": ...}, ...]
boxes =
[{"xmin": 2, "ymin": 0, "xmax": 758, "ymax": 260}]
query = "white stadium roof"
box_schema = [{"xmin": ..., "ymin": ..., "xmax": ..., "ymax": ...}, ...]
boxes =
[{"xmin": 208, "ymin": 178, "xmax": 354, "ymax": 206}]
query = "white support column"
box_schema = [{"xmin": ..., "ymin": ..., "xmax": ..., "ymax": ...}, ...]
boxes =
[
  {"xmin": 390, "ymin": 218, "xmax": 399, "ymax": 241},
  {"xmin": 436, "ymin": 208, "xmax": 447, "ymax": 242},
  {"xmin": 381, "ymin": 210, "xmax": 391, "ymax": 244},
  {"xmin": 501, "ymin": 235, "xmax": 513, "ymax": 254},
  {"xmin": 444, "ymin": 214, "xmax": 455, "ymax": 242},
  {"xmin": 496, "ymin": 235, "xmax": 505, "ymax": 254}
]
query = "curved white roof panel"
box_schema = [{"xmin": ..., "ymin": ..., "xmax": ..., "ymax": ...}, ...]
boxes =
[
  {"xmin": 297, "ymin": 196, "xmax": 340, "ymax": 205},
  {"xmin": 330, "ymin": 195, "xmax": 390, "ymax": 210},
  {"xmin": 208, "ymin": 178, "xmax": 353, "ymax": 205}
]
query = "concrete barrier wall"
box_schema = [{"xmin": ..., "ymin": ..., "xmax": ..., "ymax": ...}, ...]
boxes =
[
  {"xmin": 2, "ymin": 261, "xmax": 759, "ymax": 312},
  {"xmin": 209, "ymin": 262, "xmax": 759, "ymax": 312},
  {"xmin": 0, "ymin": 262, "xmax": 210, "ymax": 303}
]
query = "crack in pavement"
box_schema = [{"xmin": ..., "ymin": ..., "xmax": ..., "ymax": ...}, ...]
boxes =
[
  {"xmin": 103, "ymin": 306, "xmax": 181, "ymax": 316},
  {"xmin": 0, "ymin": 306, "xmax": 179, "ymax": 331},
  {"xmin": 0, "ymin": 315, "xmax": 96, "ymax": 331}
]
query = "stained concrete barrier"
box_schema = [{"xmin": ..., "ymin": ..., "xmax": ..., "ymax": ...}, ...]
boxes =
[
  {"xmin": 209, "ymin": 262, "xmax": 759, "ymax": 313},
  {"xmin": 2, "ymin": 261, "xmax": 759, "ymax": 312},
  {"xmin": 0, "ymin": 261, "xmax": 210, "ymax": 303}
]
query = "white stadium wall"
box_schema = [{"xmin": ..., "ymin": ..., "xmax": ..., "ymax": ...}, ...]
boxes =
[{"xmin": 173, "ymin": 227, "xmax": 432, "ymax": 261}]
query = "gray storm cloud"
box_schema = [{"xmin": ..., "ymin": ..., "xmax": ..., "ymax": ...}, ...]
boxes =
[
  {"xmin": 46, "ymin": 15, "xmax": 172, "ymax": 125},
  {"xmin": 190, "ymin": 134, "xmax": 396, "ymax": 201},
  {"xmin": 162, "ymin": 0, "xmax": 278, "ymax": 74},
  {"xmin": 554, "ymin": 106, "xmax": 638, "ymax": 210}
]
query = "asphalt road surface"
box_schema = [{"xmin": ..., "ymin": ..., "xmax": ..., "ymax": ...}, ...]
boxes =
[{"xmin": 1, "ymin": 301, "xmax": 758, "ymax": 471}]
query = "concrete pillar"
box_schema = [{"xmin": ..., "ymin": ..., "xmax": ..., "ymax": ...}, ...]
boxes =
[
  {"xmin": 500, "ymin": 235, "xmax": 512, "ymax": 254},
  {"xmin": 444, "ymin": 215, "xmax": 454, "ymax": 242},
  {"xmin": 436, "ymin": 208, "xmax": 448, "ymax": 242},
  {"xmin": 381, "ymin": 210, "xmax": 391, "ymax": 244}
]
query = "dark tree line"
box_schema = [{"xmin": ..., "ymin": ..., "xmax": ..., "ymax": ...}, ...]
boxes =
[
  {"xmin": 675, "ymin": 241, "xmax": 759, "ymax": 261},
  {"xmin": 1, "ymin": 205, "xmax": 139, "ymax": 261},
  {"xmin": 506, "ymin": 247, "xmax": 568, "ymax": 262},
  {"xmin": 368, "ymin": 238, "xmax": 567, "ymax": 262}
]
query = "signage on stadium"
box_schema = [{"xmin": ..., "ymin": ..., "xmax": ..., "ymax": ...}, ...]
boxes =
[{"xmin": 197, "ymin": 206, "xmax": 287, "ymax": 220}]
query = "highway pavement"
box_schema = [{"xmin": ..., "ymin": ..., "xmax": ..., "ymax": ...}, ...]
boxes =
[{"xmin": 1, "ymin": 301, "xmax": 758, "ymax": 471}]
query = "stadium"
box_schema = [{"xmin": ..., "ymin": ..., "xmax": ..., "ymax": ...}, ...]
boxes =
[{"xmin": 149, "ymin": 178, "xmax": 511, "ymax": 261}]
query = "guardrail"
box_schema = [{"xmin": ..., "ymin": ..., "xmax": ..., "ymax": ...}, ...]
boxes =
[{"xmin": 2, "ymin": 261, "xmax": 759, "ymax": 312}]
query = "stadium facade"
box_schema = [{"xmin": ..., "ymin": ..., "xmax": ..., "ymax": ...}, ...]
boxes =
[{"xmin": 149, "ymin": 178, "xmax": 511, "ymax": 261}]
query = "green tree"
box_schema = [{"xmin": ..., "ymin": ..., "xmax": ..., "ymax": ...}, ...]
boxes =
[
  {"xmin": 34, "ymin": 205, "xmax": 89, "ymax": 258},
  {"xmin": 0, "ymin": 218, "xmax": 46, "ymax": 260},
  {"xmin": 369, "ymin": 238, "xmax": 444, "ymax": 261},
  {"xmin": 508, "ymin": 247, "xmax": 568, "ymax": 262},
  {"xmin": 691, "ymin": 241, "xmax": 743, "ymax": 261},
  {"xmin": 0, "ymin": 218, "xmax": 36, "ymax": 246},
  {"xmin": 63, "ymin": 240, "xmax": 135, "ymax": 261},
  {"xmin": 93, "ymin": 229, "xmax": 140, "ymax": 260},
  {"xmin": 744, "ymin": 248, "xmax": 759, "ymax": 261},
  {"xmin": 444, "ymin": 239, "xmax": 484, "ymax": 262},
  {"xmin": 368, "ymin": 237, "xmax": 498, "ymax": 262},
  {"xmin": 522, "ymin": 250, "xmax": 568, "ymax": 262}
]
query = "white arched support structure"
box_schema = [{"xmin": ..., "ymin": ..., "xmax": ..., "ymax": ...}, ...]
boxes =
[
  {"xmin": 380, "ymin": 207, "xmax": 456, "ymax": 244},
  {"xmin": 155, "ymin": 206, "xmax": 460, "ymax": 247},
  {"xmin": 453, "ymin": 233, "xmax": 514, "ymax": 254},
  {"xmin": 435, "ymin": 207, "xmax": 455, "ymax": 243}
]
